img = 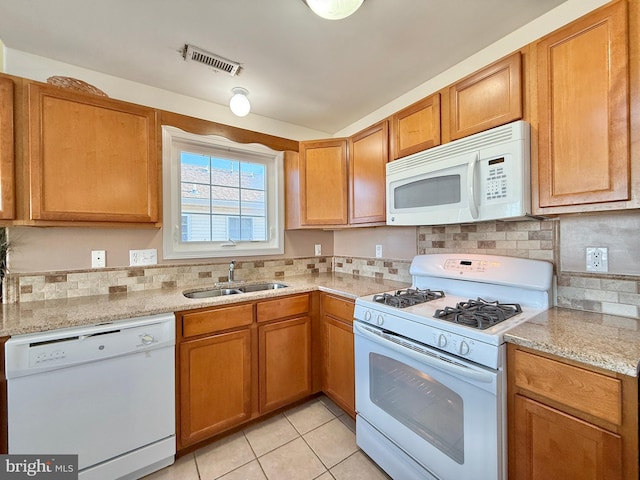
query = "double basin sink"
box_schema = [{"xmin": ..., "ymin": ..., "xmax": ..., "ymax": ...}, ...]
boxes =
[{"xmin": 183, "ymin": 282, "xmax": 288, "ymax": 299}]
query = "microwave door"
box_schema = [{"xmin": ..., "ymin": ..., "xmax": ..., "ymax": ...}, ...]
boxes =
[{"xmin": 388, "ymin": 151, "xmax": 479, "ymax": 225}]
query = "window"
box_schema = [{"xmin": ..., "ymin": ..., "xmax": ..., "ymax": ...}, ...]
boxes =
[{"xmin": 163, "ymin": 126, "xmax": 284, "ymax": 259}]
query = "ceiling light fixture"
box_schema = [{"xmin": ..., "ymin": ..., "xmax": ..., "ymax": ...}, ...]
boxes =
[
  {"xmin": 304, "ymin": 0, "xmax": 364, "ymax": 20},
  {"xmin": 229, "ymin": 87, "xmax": 250, "ymax": 117}
]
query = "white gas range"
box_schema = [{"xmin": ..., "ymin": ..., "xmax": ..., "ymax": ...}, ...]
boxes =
[{"xmin": 353, "ymin": 253, "xmax": 553, "ymax": 480}]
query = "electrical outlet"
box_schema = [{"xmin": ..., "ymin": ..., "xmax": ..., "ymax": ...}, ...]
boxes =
[
  {"xmin": 586, "ymin": 247, "xmax": 608, "ymax": 272},
  {"xmin": 314, "ymin": 244, "xmax": 322, "ymax": 256},
  {"xmin": 375, "ymin": 244, "xmax": 383, "ymax": 258},
  {"xmin": 129, "ymin": 248, "xmax": 158, "ymax": 266},
  {"xmin": 91, "ymin": 250, "xmax": 106, "ymax": 268}
]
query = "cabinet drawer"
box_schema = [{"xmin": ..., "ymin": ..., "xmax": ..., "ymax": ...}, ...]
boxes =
[
  {"xmin": 182, "ymin": 304, "xmax": 254, "ymax": 337},
  {"xmin": 513, "ymin": 349, "xmax": 621, "ymax": 425},
  {"xmin": 257, "ymin": 294, "xmax": 310, "ymax": 323},
  {"xmin": 321, "ymin": 294, "xmax": 354, "ymax": 324}
]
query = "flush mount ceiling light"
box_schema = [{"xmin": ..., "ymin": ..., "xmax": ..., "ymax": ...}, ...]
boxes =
[
  {"xmin": 229, "ymin": 87, "xmax": 251, "ymax": 117},
  {"xmin": 304, "ymin": 0, "xmax": 364, "ymax": 20}
]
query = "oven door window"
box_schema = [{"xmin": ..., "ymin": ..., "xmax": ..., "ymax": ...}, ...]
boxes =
[
  {"xmin": 393, "ymin": 174, "xmax": 461, "ymax": 209},
  {"xmin": 370, "ymin": 353, "xmax": 464, "ymax": 464}
]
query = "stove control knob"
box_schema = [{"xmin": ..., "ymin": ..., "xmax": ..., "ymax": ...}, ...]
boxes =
[
  {"xmin": 459, "ymin": 341, "xmax": 470, "ymax": 356},
  {"xmin": 364, "ymin": 310, "xmax": 372, "ymax": 322},
  {"xmin": 376, "ymin": 315, "xmax": 384, "ymax": 326},
  {"xmin": 437, "ymin": 334, "xmax": 447, "ymax": 348}
]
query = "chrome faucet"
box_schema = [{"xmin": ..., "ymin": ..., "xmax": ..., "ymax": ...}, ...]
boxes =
[{"xmin": 228, "ymin": 260, "xmax": 236, "ymax": 282}]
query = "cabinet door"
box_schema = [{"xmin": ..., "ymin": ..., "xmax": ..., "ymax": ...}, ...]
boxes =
[
  {"xmin": 179, "ymin": 329, "xmax": 252, "ymax": 447},
  {"xmin": 349, "ymin": 121, "xmax": 388, "ymax": 224},
  {"xmin": 258, "ymin": 316, "xmax": 311, "ymax": 413},
  {"xmin": 0, "ymin": 76, "xmax": 15, "ymax": 220},
  {"xmin": 391, "ymin": 93, "xmax": 441, "ymax": 160},
  {"xmin": 449, "ymin": 52, "xmax": 522, "ymax": 141},
  {"xmin": 322, "ymin": 314, "xmax": 355, "ymax": 417},
  {"xmin": 513, "ymin": 395, "xmax": 622, "ymax": 480},
  {"xmin": 27, "ymin": 83, "xmax": 159, "ymax": 223},
  {"xmin": 536, "ymin": 1, "xmax": 629, "ymax": 209},
  {"xmin": 299, "ymin": 139, "xmax": 348, "ymax": 225}
]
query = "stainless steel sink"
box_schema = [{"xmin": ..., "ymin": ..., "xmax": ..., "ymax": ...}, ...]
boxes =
[
  {"xmin": 238, "ymin": 283, "xmax": 288, "ymax": 293},
  {"xmin": 183, "ymin": 288, "xmax": 243, "ymax": 299},
  {"xmin": 183, "ymin": 283, "xmax": 288, "ymax": 299}
]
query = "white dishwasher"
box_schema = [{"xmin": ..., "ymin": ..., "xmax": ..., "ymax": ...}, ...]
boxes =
[{"xmin": 5, "ymin": 313, "xmax": 176, "ymax": 480}]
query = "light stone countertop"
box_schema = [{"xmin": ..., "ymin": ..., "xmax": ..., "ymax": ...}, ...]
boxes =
[
  {"xmin": 0, "ymin": 273, "xmax": 410, "ymax": 337},
  {"xmin": 505, "ymin": 307, "xmax": 640, "ymax": 377},
  {"xmin": 4, "ymin": 274, "xmax": 639, "ymax": 377}
]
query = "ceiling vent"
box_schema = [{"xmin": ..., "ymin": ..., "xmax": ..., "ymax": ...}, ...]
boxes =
[{"xmin": 183, "ymin": 44, "xmax": 242, "ymax": 76}]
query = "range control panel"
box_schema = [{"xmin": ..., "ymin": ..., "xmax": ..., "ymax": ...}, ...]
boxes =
[{"xmin": 443, "ymin": 258, "xmax": 500, "ymax": 273}]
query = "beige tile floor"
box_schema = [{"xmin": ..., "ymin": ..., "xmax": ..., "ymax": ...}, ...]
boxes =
[{"xmin": 144, "ymin": 395, "xmax": 390, "ymax": 480}]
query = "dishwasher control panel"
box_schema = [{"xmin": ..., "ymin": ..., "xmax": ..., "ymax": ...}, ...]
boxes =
[{"xmin": 5, "ymin": 313, "xmax": 175, "ymax": 378}]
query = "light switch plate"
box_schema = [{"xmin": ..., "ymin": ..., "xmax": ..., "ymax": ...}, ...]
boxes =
[
  {"xmin": 314, "ymin": 244, "xmax": 322, "ymax": 256},
  {"xmin": 91, "ymin": 250, "xmax": 106, "ymax": 268},
  {"xmin": 130, "ymin": 248, "xmax": 157, "ymax": 266},
  {"xmin": 375, "ymin": 245, "xmax": 382, "ymax": 258}
]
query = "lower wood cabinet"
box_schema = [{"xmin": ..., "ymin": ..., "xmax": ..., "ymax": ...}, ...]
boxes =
[
  {"xmin": 321, "ymin": 294, "xmax": 355, "ymax": 418},
  {"xmin": 259, "ymin": 315, "xmax": 312, "ymax": 413},
  {"xmin": 176, "ymin": 292, "xmax": 319, "ymax": 451},
  {"xmin": 179, "ymin": 328, "xmax": 252, "ymax": 447},
  {"xmin": 507, "ymin": 344, "xmax": 638, "ymax": 480}
]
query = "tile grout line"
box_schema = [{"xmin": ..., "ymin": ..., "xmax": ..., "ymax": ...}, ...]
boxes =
[{"xmin": 239, "ymin": 428, "xmax": 270, "ymax": 480}]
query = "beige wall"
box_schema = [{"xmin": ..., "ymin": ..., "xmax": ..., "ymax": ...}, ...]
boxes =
[
  {"xmin": 559, "ymin": 211, "xmax": 640, "ymax": 276},
  {"xmin": 7, "ymin": 227, "xmax": 334, "ymax": 273},
  {"xmin": 333, "ymin": 226, "xmax": 416, "ymax": 260}
]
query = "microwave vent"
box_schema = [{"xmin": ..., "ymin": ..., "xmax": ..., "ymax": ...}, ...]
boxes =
[
  {"xmin": 183, "ymin": 44, "xmax": 242, "ymax": 76},
  {"xmin": 388, "ymin": 121, "xmax": 526, "ymax": 175}
]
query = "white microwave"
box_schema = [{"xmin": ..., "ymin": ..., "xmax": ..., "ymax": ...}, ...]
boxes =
[{"xmin": 387, "ymin": 120, "xmax": 531, "ymax": 226}]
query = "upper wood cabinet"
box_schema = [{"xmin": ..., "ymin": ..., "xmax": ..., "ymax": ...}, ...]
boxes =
[
  {"xmin": 0, "ymin": 75, "xmax": 16, "ymax": 221},
  {"xmin": 298, "ymin": 139, "xmax": 348, "ymax": 226},
  {"xmin": 534, "ymin": 0, "xmax": 630, "ymax": 213},
  {"xmin": 348, "ymin": 120, "xmax": 388, "ymax": 224},
  {"xmin": 449, "ymin": 52, "xmax": 522, "ymax": 141},
  {"xmin": 391, "ymin": 93, "xmax": 441, "ymax": 160},
  {"xmin": 24, "ymin": 82, "xmax": 160, "ymax": 225}
]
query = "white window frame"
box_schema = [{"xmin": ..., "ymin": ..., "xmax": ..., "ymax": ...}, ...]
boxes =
[{"xmin": 162, "ymin": 126, "xmax": 284, "ymax": 259}]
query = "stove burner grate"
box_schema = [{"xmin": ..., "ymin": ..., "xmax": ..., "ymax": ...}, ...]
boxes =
[
  {"xmin": 373, "ymin": 288, "xmax": 445, "ymax": 308},
  {"xmin": 434, "ymin": 298, "xmax": 522, "ymax": 330}
]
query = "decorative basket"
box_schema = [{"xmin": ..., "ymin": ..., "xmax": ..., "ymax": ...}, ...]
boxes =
[{"xmin": 46, "ymin": 76, "xmax": 108, "ymax": 97}]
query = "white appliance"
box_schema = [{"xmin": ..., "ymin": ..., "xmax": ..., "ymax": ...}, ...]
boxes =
[
  {"xmin": 353, "ymin": 254, "xmax": 553, "ymax": 480},
  {"xmin": 386, "ymin": 120, "xmax": 531, "ymax": 226},
  {"xmin": 5, "ymin": 313, "xmax": 176, "ymax": 480}
]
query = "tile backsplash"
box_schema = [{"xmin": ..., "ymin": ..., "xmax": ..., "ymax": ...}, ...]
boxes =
[
  {"xmin": 4, "ymin": 214, "xmax": 639, "ymax": 320},
  {"xmin": 4, "ymin": 257, "xmax": 332, "ymax": 303},
  {"xmin": 416, "ymin": 219, "xmax": 556, "ymax": 262}
]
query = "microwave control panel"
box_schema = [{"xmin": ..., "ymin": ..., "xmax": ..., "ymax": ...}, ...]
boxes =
[{"xmin": 484, "ymin": 157, "xmax": 508, "ymax": 201}]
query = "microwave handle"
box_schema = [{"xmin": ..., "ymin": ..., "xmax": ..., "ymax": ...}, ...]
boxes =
[{"xmin": 467, "ymin": 153, "xmax": 479, "ymax": 219}]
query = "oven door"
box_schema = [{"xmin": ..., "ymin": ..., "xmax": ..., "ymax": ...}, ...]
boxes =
[{"xmin": 354, "ymin": 321, "xmax": 504, "ymax": 480}]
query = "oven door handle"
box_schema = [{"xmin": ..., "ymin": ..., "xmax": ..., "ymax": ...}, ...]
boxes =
[{"xmin": 354, "ymin": 322, "xmax": 494, "ymax": 384}]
